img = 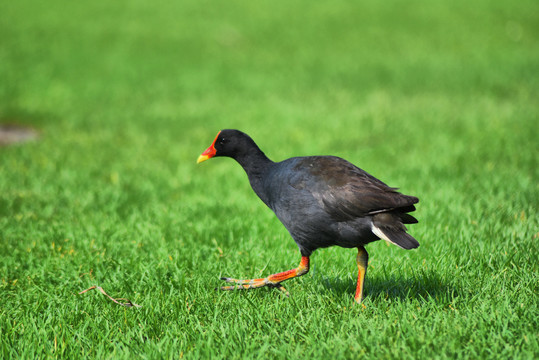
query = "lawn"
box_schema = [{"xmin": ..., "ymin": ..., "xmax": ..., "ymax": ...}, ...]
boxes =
[{"xmin": 0, "ymin": 0, "xmax": 537, "ymax": 358}]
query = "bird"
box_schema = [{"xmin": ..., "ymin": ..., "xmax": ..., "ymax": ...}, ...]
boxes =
[{"xmin": 197, "ymin": 129, "xmax": 419, "ymax": 303}]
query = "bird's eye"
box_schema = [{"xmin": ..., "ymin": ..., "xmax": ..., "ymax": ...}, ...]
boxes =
[{"xmin": 219, "ymin": 138, "xmax": 228, "ymax": 145}]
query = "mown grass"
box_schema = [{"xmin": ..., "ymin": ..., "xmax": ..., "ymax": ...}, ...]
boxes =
[{"xmin": 0, "ymin": 0, "xmax": 537, "ymax": 358}]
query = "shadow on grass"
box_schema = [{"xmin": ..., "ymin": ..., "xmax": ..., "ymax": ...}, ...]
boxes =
[{"xmin": 318, "ymin": 270, "xmax": 454, "ymax": 303}]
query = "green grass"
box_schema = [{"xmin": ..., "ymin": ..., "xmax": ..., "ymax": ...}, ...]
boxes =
[{"xmin": 1, "ymin": 0, "xmax": 538, "ymax": 358}]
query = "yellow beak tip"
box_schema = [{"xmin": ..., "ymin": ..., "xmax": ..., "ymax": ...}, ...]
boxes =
[{"xmin": 197, "ymin": 155, "xmax": 209, "ymax": 164}]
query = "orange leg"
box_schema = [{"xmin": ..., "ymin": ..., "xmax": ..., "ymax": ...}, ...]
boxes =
[
  {"xmin": 354, "ymin": 247, "xmax": 368, "ymax": 303},
  {"xmin": 221, "ymin": 256, "xmax": 310, "ymax": 297}
]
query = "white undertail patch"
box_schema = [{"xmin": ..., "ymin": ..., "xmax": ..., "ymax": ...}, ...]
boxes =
[{"xmin": 371, "ymin": 223, "xmax": 407, "ymax": 249}]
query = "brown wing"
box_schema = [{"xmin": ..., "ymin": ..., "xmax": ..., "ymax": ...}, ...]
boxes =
[{"xmin": 293, "ymin": 156, "xmax": 418, "ymax": 221}]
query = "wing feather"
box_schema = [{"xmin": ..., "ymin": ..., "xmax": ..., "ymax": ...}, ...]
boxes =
[{"xmin": 291, "ymin": 156, "xmax": 418, "ymax": 221}]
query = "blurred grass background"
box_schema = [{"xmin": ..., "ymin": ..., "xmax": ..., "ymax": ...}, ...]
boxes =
[{"xmin": 1, "ymin": 0, "xmax": 538, "ymax": 358}]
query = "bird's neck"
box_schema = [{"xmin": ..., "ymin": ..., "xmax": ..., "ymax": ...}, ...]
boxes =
[{"xmin": 234, "ymin": 149, "xmax": 274, "ymax": 206}]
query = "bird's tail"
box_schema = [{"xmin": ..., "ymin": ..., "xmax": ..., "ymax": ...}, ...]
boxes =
[{"xmin": 371, "ymin": 213, "xmax": 419, "ymax": 250}]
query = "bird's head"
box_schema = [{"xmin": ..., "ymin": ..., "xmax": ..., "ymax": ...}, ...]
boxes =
[{"xmin": 197, "ymin": 129, "xmax": 254, "ymax": 163}]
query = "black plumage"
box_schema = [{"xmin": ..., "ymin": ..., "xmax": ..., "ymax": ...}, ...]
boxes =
[{"xmin": 198, "ymin": 129, "xmax": 419, "ymax": 303}]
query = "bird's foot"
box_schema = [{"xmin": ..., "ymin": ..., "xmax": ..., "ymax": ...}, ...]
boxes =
[{"xmin": 218, "ymin": 256, "xmax": 309, "ymax": 297}]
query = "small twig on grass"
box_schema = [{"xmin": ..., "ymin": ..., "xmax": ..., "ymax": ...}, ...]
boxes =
[{"xmin": 78, "ymin": 286, "xmax": 141, "ymax": 308}]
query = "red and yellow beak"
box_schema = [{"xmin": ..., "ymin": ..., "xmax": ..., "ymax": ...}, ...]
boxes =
[{"xmin": 197, "ymin": 131, "xmax": 220, "ymax": 163}]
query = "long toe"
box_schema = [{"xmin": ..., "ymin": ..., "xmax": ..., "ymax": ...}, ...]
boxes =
[
  {"xmin": 219, "ymin": 277, "xmax": 270, "ymax": 290},
  {"xmin": 275, "ymin": 284, "xmax": 290, "ymax": 297}
]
